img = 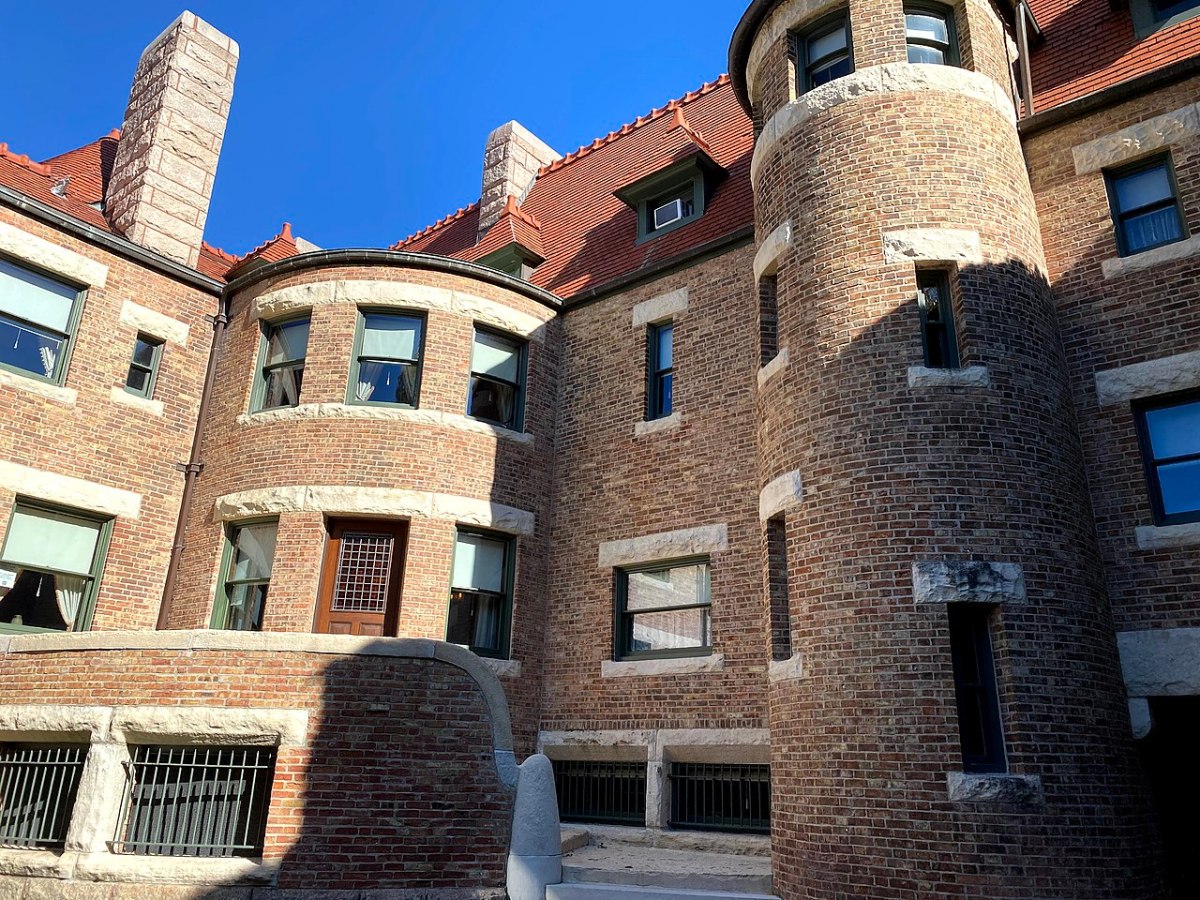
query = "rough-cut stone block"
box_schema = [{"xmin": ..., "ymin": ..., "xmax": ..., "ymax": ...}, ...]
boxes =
[
  {"xmin": 1118, "ymin": 627, "xmax": 1200, "ymax": 696},
  {"xmin": 478, "ymin": 120, "xmax": 560, "ymax": 236},
  {"xmin": 907, "ymin": 365, "xmax": 992, "ymax": 389},
  {"xmin": 634, "ymin": 411, "xmax": 683, "ymax": 437},
  {"xmin": 1094, "ymin": 349, "xmax": 1200, "ymax": 406},
  {"xmin": 1101, "ymin": 233, "xmax": 1200, "ymax": 279},
  {"xmin": 1073, "ymin": 102, "xmax": 1200, "ymax": 174},
  {"xmin": 631, "ymin": 288, "xmax": 689, "ymax": 328},
  {"xmin": 0, "ymin": 221, "xmax": 108, "ymax": 287},
  {"xmin": 598, "ymin": 524, "xmax": 729, "ymax": 568},
  {"xmin": 946, "ymin": 772, "xmax": 1043, "ymax": 806},
  {"xmin": 1135, "ymin": 522, "xmax": 1200, "ymax": 550},
  {"xmin": 882, "ymin": 228, "xmax": 983, "ymax": 265},
  {"xmin": 912, "ymin": 560, "xmax": 1026, "ymax": 604},
  {"xmin": 0, "ymin": 460, "xmax": 141, "ymax": 519}
]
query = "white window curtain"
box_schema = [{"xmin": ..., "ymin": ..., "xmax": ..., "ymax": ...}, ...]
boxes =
[
  {"xmin": 53, "ymin": 574, "xmax": 85, "ymax": 628},
  {"xmin": 354, "ymin": 361, "xmax": 388, "ymax": 402}
]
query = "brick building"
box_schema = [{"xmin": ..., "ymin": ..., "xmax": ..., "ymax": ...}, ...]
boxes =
[{"xmin": 0, "ymin": 0, "xmax": 1196, "ymax": 897}]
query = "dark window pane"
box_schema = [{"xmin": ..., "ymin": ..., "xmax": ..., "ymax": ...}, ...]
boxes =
[
  {"xmin": 447, "ymin": 590, "xmax": 503, "ymax": 653},
  {"xmin": 262, "ymin": 365, "xmax": 303, "ymax": 409},
  {"xmin": 810, "ymin": 55, "xmax": 851, "ymax": 87},
  {"xmin": 131, "ymin": 338, "xmax": 157, "ymax": 368},
  {"xmin": 0, "ymin": 316, "xmax": 64, "ymax": 379},
  {"xmin": 353, "ymin": 360, "xmax": 418, "ymax": 405},
  {"xmin": 1115, "ymin": 166, "xmax": 1174, "ymax": 212},
  {"xmin": 657, "ymin": 324, "xmax": 673, "ymax": 370},
  {"xmin": 0, "ymin": 570, "xmax": 70, "ymax": 630},
  {"xmin": 1152, "ymin": 0, "xmax": 1200, "ymax": 20},
  {"xmin": 629, "ymin": 608, "xmax": 711, "ymax": 654},
  {"xmin": 468, "ymin": 376, "xmax": 517, "ymax": 427},
  {"xmin": 658, "ymin": 372, "xmax": 673, "ymax": 416},
  {"xmin": 1158, "ymin": 460, "xmax": 1200, "ymax": 516},
  {"xmin": 1123, "ymin": 205, "xmax": 1184, "ymax": 254},
  {"xmin": 265, "ymin": 320, "xmax": 309, "ymax": 365},
  {"xmin": 1145, "ymin": 400, "xmax": 1200, "ymax": 459},
  {"xmin": 225, "ymin": 583, "xmax": 267, "ymax": 631},
  {"xmin": 125, "ymin": 365, "xmax": 150, "ymax": 394},
  {"xmin": 907, "ymin": 44, "xmax": 945, "ymax": 64}
]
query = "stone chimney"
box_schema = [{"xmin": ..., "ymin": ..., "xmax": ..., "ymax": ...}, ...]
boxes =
[
  {"xmin": 105, "ymin": 11, "xmax": 238, "ymax": 268},
  {"xmin": 478, "ymin": 121, "xmax": 559, "ymax": 239}
]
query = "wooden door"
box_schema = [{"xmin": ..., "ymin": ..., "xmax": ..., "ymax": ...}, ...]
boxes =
[{"xmin": 314, "ymin": 519, "xmax": 407, "ymax": 636}]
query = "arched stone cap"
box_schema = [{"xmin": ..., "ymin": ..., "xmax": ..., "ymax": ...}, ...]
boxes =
[
  {"xmin": 727, "ymin": 0, "xmax": 1021, "ymax": 115},
  {"xmin": 0, "ymin": 630, "xmax": 517, "ymax": 783},
  {"xmin": 225, "ymin": 248, "xmax": 562, "ymax": 313}
]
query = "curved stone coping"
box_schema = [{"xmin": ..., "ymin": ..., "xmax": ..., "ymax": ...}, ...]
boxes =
[
  {"xmin": 214, "ymin": 486, "xmax": 535, "ymax": 537},
  {"xmin": 759, "ymin": 469, "xmax": 803, "ymax": 522},
  {"xmin": 1095, "ymin": 349, "xmax": 1200, "ymax": 406},
  {"xmin": 754, "ymin": 220, "xmax": 792, "ymax": 280},
  {"xmin": 600, "ymin": 654, "xmax": 725, "ymax": 678},
  {"xmin": 248, "ymin": 277, "xmax": 552, "ymax": 342},
  {"xmin": 752, "ymin": 64, "xmax": 1017, "ymax": 185},
  {"xmin": 0, "ymin": 630, "xmax": 516, "ymax": 764},
  {"xmin": 236, "ymin": 403, "xmax": 535, "ymax": 445}
]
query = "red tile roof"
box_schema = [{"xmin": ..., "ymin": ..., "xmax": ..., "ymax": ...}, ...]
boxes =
[
  {"xmin": 464, "ymin": 195, "xmax": 546, "ymax": 265},
  {"xmin": 40, "ymin": 130, "xmax": 120, "ymax": 207},
  {"xmin": 398, "ymin": 75, "xmax": 754, "ymax": 299}
]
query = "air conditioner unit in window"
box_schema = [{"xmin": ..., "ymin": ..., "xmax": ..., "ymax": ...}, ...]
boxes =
[{"xmin": 653, "ymin": 198, "xmax": 686, "ymax": 230}]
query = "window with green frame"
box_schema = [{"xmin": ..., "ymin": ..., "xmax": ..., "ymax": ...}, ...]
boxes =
[
  {"xmin": 795, "ymin": 11, "xmax": 853, "ymax": 93},
  {"xmin": 446, "ymin": 529, "xmax": 513, "ymax": 659},
  {"xmin": 253, "ymin": 318, "xmax": 309, "ymax": 412},
  {"xmin": 904, "ymin": 3, "xmax": 959, "ymax": 66},
  {"xmin": 124, "ymin": 334, "xmax": 164, "ymax": 398},
  {"xmin": 614, "ymin": 558, "xmax": 711, "ymax": 660},
  {"xmin": 0, "ymin": 502, "xmax": 111, "ymax": 633},
  {"xmin": 467, "ymin": 327, "xmax": 526, "ymax": 431},
  {"xmin": 349, "ymin": 311, "xmax": 425, "ymax": 407},
  {"xmin": 0, "ymin": 257, "xmax": 85, "ymax": 385},
  {"xmin": 614, "ymin": 155, "xmax": 725, "ymax": 245},
  {"xmin": 211, "ymin": 521, "xmax": 277, "ymax": 632}
]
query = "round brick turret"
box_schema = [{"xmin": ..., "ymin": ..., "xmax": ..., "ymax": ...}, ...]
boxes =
[{"xmin": 731, "ymin": 1, "xmax": 1164, "ymax": 896}]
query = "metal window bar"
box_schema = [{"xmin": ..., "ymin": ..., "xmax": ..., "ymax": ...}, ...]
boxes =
[
  {"xmin": 0, "ymin": 744, "xmax": 87, "ymax": 848},
  {"xmin": 668, "ymin": 763, "xmax": 770, "ymax": 834},
  {"xmin": 553, "ymin": 760, "xmax": 646, "ymax": 826},
  {"xmin": 113, "ymin": 745, "xmax": 275, "ymax": 857}
]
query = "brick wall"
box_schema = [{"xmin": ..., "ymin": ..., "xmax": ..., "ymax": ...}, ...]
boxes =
[
  {"xmin": 0, "ymin": 207, "xmax": 215, "ymax": 634},
  {"xmin": 1024, "ymin": 75, "xmax": 1200, "ymax": 632}
]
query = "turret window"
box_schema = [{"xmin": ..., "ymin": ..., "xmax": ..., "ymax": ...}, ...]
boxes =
[
  {"xmin": 0, "ymin": 257, "xmax": 83, "ymax": 385},
  {"xmin": 905, "ymin": 4, "xmax": 959, "ymax": 66},
  {"xmin": 468, "ymin": 328, "xmax": 526, "ymax": 431},
  {"xmin": 253, "ymin": 318, "xmax": 309, "ymax": 412},
  {"xmin": 349, "ymin": 312, "xmax": 425, "ymax": 407},
  {"xmin": 916, "ymin": 270, "xmax": 960, "ymax": 369},
  {"xmin": 948, "ymin": 604, "xmax": 1006, "ymax": 774},
  {"xmin": 797, "ymin": 13, "xmax": 853, "ymax": 93}
]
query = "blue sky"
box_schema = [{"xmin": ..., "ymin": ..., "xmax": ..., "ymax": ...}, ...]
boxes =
[{"xmin": 0, "ymin": 2, "xmax": 744, "ymax": 256}]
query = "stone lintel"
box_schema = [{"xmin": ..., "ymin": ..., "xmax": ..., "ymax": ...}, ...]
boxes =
[
  {"xmin": 1073, "ymin": 102, "xmax": 1200, "ymax": 175},
  {"xmin": 117, "ymin": 300, "xmax": 191, "ymax": 345},
  {"xmin": 0, "ymin": 221, "xmax": 109, "ymax": 288},
  {"xmin": 1094, "ymin": 349, "xmax": 1200, "ymax": 406},
  {"xmin": 597, "ymin": 523, "xmax": 729, "ymax": 568},
  {"xmin": 0, "ymin": 459, "xmax": 141, "ymax": 519},
  {"xmin": 631, "ymin": 288, "xmax": 689, "ymax": 328},
  {"xmin": 759, "ymin": 470, "xmax": 803, "ymax": 522},
  {"xmin": 912, "ymin": 560, "xmax": 1026, "ymax": 605},
  {"xmin": 753, "ymin": 220, "xmax": 793, "ymax": 280},
  {"xmin": 882, "ymin": 228, "xmax": 983, "ymax": 266}
]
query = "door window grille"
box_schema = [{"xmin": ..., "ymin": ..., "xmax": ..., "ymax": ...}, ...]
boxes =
[
  {"xmin": 331, "ymin": 532, "xmax": 394, "ymax": 613},
  {"xmin": 668, "ymin": 763, "xmax": 770, "ymax": 834},
  {"xmin": 553, "ymin": 759, "xmax": 647, "ymax": 826},
  {"xmin": 0, "ymin": 743, "xmax": 87, "ymax": 848},
  {"xmin": 113, "ymin": 745, "xmax": 275, "ymax": 858}
]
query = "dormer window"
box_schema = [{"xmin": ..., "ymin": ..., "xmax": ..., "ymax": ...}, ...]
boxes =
[{"xmin": 615, "ymin": 153, "xmax": 726, "ymax": 244}]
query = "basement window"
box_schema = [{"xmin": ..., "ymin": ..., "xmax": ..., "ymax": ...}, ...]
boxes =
[
  {"xmin": 668, "ymin": 763, "xmax": 770, "ymax": 834},
  {"xmin": 0, "ymin": 257, "xmax": 83, "ymax": 385},
  {"xmin": 0, "ymin": 743, "xmax": 88, "ymax": 848},
  {"xmin": 615, "ymin": 558, "xmax": 711, "ymax": 660},
  {"xmin": 254, "ymin": 317, "xmax": 309, "ymax": 412},
  {"xmin": 0, "ymin": 502, "xmax": 111, "ymax": 634},
  {"xmin": 554, "ymin": 759, "xmax": 647, "ymax": 826},
  {"xmin": 113, "ymin": 745, "xmax": 275, "ymax": 858},
  {"xmin": 124, "ymin": 333, "xmax": 164, "ymax": 399}
]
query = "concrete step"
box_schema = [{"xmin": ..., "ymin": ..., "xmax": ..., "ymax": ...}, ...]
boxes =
[
  {"xmin": 549, "ymin": 884, "xmax": 778, "ymax": 900},
  {"xmin": 560, "ymin": 843, "xmax": 773, "ymax": 894}
]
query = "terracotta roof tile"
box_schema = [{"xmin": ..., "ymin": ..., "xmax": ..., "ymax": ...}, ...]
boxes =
[
  {"xmin": 466, "ymin": 196, "xmax": 546, "ymax": 264},
  {"xmin": 40, "ymin": 130, "xmax": 120, "ymax": 206}
]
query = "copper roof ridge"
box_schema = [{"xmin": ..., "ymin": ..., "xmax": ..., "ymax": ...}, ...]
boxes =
[{"xmin": 536, "ymin": 74, "xmax": 730, "ymax": 178}]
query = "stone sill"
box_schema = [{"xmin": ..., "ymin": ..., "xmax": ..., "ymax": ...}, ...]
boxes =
[
  {"xmin": 481, "ymin": 657, "xmax": 521, "ymax": 678},
  {"xmin": 946, "ymin": 771, "xmax": 1043, "ymax": 808},
  {"xmin": 768, "ymin": 653, "xmax": 802, "ymax": 682},
  {"xmin": 0, "ymin": 368, "xmax": 76, "ymax": 406},
  {"xmin": 601, "ymin": 654, "xmax": 724, "ymax": 679},
  {"xmin": 237, "ymin": 403, "xmax": 535, "ymax": 446},
  {"xmin": 1102, "ymin": 233, "xmax": 1200, "ymax": 279},
  {"xmin": 1135, "ymin": 521, "xmax": 1200, "ymax": 550},
  {"xmin": 634, "ymin": 411, "xmax": 682, "ymax": 438},
  {"xmin": 757, "ymin": 348, "xmax": 790, "ymax": 390},
  {"xmin": 108, "ymin": 386, "xmax": 164, "ymax": 417},
  {"xmin": 0, "ymin": 848, "xmax": 276, "ymax": 884},
  {"xmin": 907, "ymin": 365, "xmax": 991, "ymax": 390}
]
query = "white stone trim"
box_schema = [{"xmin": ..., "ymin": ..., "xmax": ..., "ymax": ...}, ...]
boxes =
[
  {"xmin": 0, "ymin": 459, "xmax": 141, "ymax": 518},
  {"xmin": 1135, "ymin": 522, "xmax": 1200, "ymax": 550},
  {"xmin": 757, "ymin": 347, "xmax": 790, "ymax": 389},
  {"xmin": 754, "ymin": 65, "xmax": 1016, "ymax": 185},
  {"xmin": 753, "ymin": 221, "xmax": 793, "ymax": 280},
  {"xmin": 1073, "ymin": 102, "xmax": 1200, "ymax": 175},
  {"xmin": 912, "ymin": 560, "xmax": 1026, "ymax": 605},
  {"xmin": 110, "ymin": 706, "xmax": 310, "ymax": 748},
  {"xmin": 597, "ymin": 524, "xmax": 729, "ymax": 568},
  {"xmin": 634, "ymin": 411, "xmax": 682, "ymax": 437},
  {"xmin": 946, "ymin": 772, "xmax": 1043, "ymax": 805},
  {"xmin": 631, "ymin": 288, "xmax": 688, "ymax": 328},
  {"xmin": 483, "ymin": 657, "xmax": 522, "ymax": 678},
  {"xmin": 213, "ymin": 485, "xmax": 535, "ymax": 536},
  {"xmin": 249, "ymin": 279, "xmax": 552, "ymax": 341},
  {"xmin": 237, "ymin": 403, "xmax": 535, "ymax": 445},
  {"xmin": 1129, "ymin": 697, "xmax": 1152, "ymax": 740},
  {"xmin": 907, "ymin": 365, "xmax": 992, "ymax": 389},
  {"xmin": 1102, "ymin": 233, "xmax": 1200, "ymax": 279},
  {"xmin": 882, "ymin": 228, "xmax": 983, "ymax": 265},
  {"xmin": 0, "ymin": 367, "xmax": 76, "ymax": 405},
  {"xmin": 1094, "ymin": 349, "xmax": 1200, "ymax": 406},
  {"xmin": 73, "ymin": 853, "xmax": 277, "ymax": 885},
  {"xmin": 108, "ymin": 385, "xmax": 164, "ymax": 417},
  {"xmin": 1118, "ymin": 628, "xmax": 1200, "ymax": 697},
  {"xmin": 769, "ymin": 652, "xmax": 803, "ymax": 683},
  {"xmin": 600, "ymin": 654, "xmax": 725, "ymax": 678},
  {"xmin": 117, "ymin": 300, "xmax": 191, "ymax": 346},
  {"xmin": 0, "ymin": 221, "xmax": 108, "ymax": 288},
  {"xmin": 759, "ymin": 470, "xmax": 803, "ymax": 522}
]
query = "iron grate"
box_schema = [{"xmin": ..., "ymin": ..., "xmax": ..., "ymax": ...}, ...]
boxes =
[
  {"xmin": 112, "ymin": 745, "xmax": 275, "ymax": 858},
  {"xmin": 668, "ymin": 763, "xmax": 770, "ymax": 834},
  {"xmin": 554, "ymin": 759, "xmax": 646, "ymax": 827},
  {"xmin": 0, "ymin": 743, "xmax": 88, "ymax": 849}
]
